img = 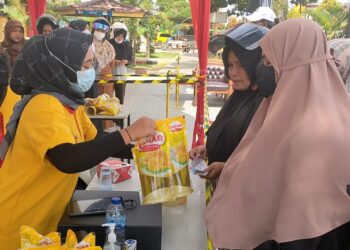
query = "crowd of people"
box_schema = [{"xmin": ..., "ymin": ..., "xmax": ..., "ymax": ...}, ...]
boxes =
[
  {"xmin": 0, "ymin": 8, "xmax": 349, "ymax": 250},
  {"xmin": 0, "ymin": 15, "xmax": 146, "ymax": 249},
  {"xmin": 0, "ymin": 15, "xmax": 133, "ymax": 133}
]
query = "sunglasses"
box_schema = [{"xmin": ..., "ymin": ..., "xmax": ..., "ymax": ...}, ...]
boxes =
[{"xmin": 93, "ymin": 22, "xmax": 109, "ymax": 32}]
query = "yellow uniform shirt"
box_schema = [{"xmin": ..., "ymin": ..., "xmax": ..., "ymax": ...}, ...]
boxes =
[
  {"xmin": 0, "ymin": 94, "xmax": 97, "ymax": 249},
  {"xmin": 0, "ymin": 86, "xmax": 21, "ymax": 133}
]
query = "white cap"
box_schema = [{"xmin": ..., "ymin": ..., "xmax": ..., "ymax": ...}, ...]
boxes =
[
  {"xmin": 246, "ymin": 7, "xmax": 276, "ymax": 23},
  {"xmin": 111, "ymin": 22, "xmax": 128, "ymax": 32},
  {"xmin": 110, "ymin": 22, "xmax": 128, "ymax": 39}
]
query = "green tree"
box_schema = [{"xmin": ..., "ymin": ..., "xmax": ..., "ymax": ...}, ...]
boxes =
[
  {"xmin": 4, "ymin": 0, "xmax": 28, "ymax": 27},
  {"xmin": 122, "ymin": 0, "xmax": 191, "ymax": 58},
  {"xmin": 157, "ymin": 12, "xmax": 174, "ymax": 33},
  {"xmin": 240, "ymin": 0, "xmax": 260, "ymax": 14},
  {"xmin": 138, "ymin": 0, "xmax": 158, "ymax": 58},
  {"xmin": 125, "ymin": 18, "xmax": 139, "ymax": 65},
  {"xmin": 120, "ymin": 0, "xmax": 142, "ymax": 64},
  {"xmin": 122, "ymin": 0, "xmax": 160, "ymax": 59},
  {"xmin": 156, "ymin": 0, "xmax": 191, "ymax": 24},
  {"xmin": 346, "ymin": 9, "xmax": 350, "ymax": 37},
  {"xmin": 287, "ymin": 5, "xmax": 306, "ymax": 18},
  {"xmin": 211, "ymin": 0, "xmax": 236, "ymax": 12},
  {"xmin": 47, "ymin": 0, "xmax": 81, "ymax": 21},
  {"xmin": 272, "ymin": 0, "xmax": 288, "ymax": 20},
  {"xmin": 309, "ymin": 0, "xmax": 348, "ymax": 39},
  {"xmin": 290, "ymin": 0, "xmax": 318, "ymax": 5},
  {"xmin": 289, "ymin": 0, "xmax": 318, "ymax": 16},
  {"xmin": 211, "ymin": 0, "xmax": 260, "ymax": 14}
]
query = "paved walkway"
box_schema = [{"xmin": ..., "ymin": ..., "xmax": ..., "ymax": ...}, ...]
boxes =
[
  {"xmin": 123, "ymin": 50, "xmax": 225, "ymax": 141},
  {"xmin": 119, "ymin": 51, "xmax": 225, "ymax": 250}
]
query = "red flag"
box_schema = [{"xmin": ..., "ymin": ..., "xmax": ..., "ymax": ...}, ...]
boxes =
[
  {"xmin": 28, "ymin": 0, "xmax": 47, "ymax": 36},
  {"xmin": 190, "ymin": 0, "xmax": 211, "ymax": 148}
]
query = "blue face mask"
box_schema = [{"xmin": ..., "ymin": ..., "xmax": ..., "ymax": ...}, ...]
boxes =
[
  {"xmin": 44, "ymin": 36, "xmax": 96, "ymax": 93},
  {"xmin": 76, "ymin": 67, "xmax": 96, "ymax": 92}
]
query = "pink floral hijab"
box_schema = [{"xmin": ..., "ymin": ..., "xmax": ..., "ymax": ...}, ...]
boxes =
[{"xmin": 206, "ymin": 18, "xmax": 350, "ymax": 249}]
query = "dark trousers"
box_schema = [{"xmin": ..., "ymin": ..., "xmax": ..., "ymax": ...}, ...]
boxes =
[
  {"xmin": 114, "ymin": 83, "xmax": 126, "ymax": 104},
  {"xmin": 85, "ymin": 81, "xmax": 104, "ymax": 136},
  {"xmin": 254, "ymin": 221, "xmax": 350, "ymax": 250}
]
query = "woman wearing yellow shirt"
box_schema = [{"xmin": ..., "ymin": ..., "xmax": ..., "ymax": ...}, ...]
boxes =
[
  {"xmin": 1, "ymin": 86, "xmax": 20, "ymax": 132},
  {"xmin": 0, "ymin": 28, "xmax": 156, "ymax": 249},
  {"xmin": 0, "ymin": 49, "xmax": 12, "ymax": 137}
]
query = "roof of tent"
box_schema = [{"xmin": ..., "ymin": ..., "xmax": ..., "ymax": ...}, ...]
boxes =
[{"xmin": 55, "ymin": 0, "xmax": 146, "ymax": 18}]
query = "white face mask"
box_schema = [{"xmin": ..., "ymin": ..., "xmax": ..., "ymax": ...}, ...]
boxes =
[
  {"xmin": 115, "ymin": 40, "xmax": 123, "ymax": 44},
  {"xmin": 94, "ymin": 31, "xmax": 105, "ymax": 41},
  {"xmin": 83, "ymin": 29, "xmax": 91, "ymax": 35}
]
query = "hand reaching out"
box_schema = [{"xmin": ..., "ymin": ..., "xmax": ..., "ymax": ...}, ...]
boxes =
[{"xmin": 200, "ymin": 161, "xmax": 225, "ymax": 180}]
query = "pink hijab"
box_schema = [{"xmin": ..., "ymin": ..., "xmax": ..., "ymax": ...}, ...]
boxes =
[{"xmin": 206, "ymin": 18, "xmax": 350, "ymax": 249}]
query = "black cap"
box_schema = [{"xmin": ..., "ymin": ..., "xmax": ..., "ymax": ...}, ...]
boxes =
[
  {"xmin": 209, "ymin": 23, "xmax": 269, "ymax": 54},
  {"xmin": 36, "ymin": 14, "xmax": 58, "ymax": 32}
]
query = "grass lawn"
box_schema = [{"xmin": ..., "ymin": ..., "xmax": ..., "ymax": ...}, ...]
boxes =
[
  {"xmin": 132, "ymin": 62, "xmax": 168, "ymax": 70},
  {"xmin": 136, "ymin": 52, "xmax": 179, "ymax": 59}
]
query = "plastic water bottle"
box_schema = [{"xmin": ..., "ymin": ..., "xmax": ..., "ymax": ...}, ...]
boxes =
[
  {"xmin": 102, "ymin": 223, "xmax": 118, "ymax": 250},
  {"xmin": 106, "ymin": 197, "xmax": 126, "ymax": 249},
  {"xmin": 99, "ymin": 166, "xmax": 112, "ymax": 191}
]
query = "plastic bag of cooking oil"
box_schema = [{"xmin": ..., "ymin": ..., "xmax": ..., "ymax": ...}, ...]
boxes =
[
  {"xmin": 63, "ymin": 230, "xmax": 101, "ymax": 250},
  {"xmin": 132, "ymin": 116, "xmax": 192, "ymax": 205},
  {"xmin": 19, "ymin": 226, "xmax": 102, "ymax": 250},
  {"xmin": 166, "ymin": 116, "xmax": 192, "ymax": 198},
  {"xmin": 85, "ymin": 94, "xmax": 120, "ymax": 116},
  {"xmin": 132, "ymin": 119, "xmax": 174, "ymax": 204},
  {"xmin": 63, "ymin": 230, "xmax": 78, "ymax": 248},
  {"xmin": 19, "ymin": 225, "xmax": 61, "ymax": 249}
]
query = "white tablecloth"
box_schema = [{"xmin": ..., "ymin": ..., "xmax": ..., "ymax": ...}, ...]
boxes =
[{"xmin": 86, "ymin": 170, "xmax": 207, "ymax": 250}]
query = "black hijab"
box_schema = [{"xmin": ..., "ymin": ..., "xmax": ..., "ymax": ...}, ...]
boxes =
[
  {"xmin": 0, "ymin": 50, "xmax": 10, "ymax": 106},
  {"xmin": 69, "ymin": 19, "xmax": 89, "ymax": 32},
  {"xmin": 0, "ymin": 49, "xmax": 10, "ymax": 85},
  {"xmin": 0, "ymin": 28, "xmax": 93, "ymax": 164},
  {"xmin": 222, "ymin": 36, "xmax": 261, "ymax": 83},
  {"xmin": 206, "ymin": 38, "xmax": 263, "ymax": 164},
  {"xmin": 10, "ymin": 28, "xmax": 93, "ymax": 104},
  {"xmin": 255, "ymin": 61, "xmax": 276, "ymax": 98}
]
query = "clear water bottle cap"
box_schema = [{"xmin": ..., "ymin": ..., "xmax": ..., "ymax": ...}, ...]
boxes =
[{"xmin": 111, "ymin": 196, "xmax": 122, "ymax": 205}]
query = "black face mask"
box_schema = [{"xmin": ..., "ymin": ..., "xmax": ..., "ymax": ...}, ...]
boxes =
[{"xmin": 255, "ymin": 60, "xmax": 276, "ymax": 97}]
